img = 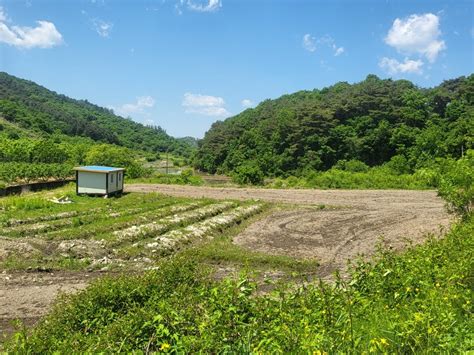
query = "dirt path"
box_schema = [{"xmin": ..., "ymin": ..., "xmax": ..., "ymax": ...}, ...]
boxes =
[{"xmin": 127, "ymin": 184, "xmax": 452, "ymax": 279}]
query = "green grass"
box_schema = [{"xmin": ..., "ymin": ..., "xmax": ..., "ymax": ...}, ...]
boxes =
[
  {"xmin": 6, "ymin": 215, "xmax": 472, "ymax": 353},
  {"xmin": 192, "ymin": 239, "xmax": 318, "ymax": 273}
]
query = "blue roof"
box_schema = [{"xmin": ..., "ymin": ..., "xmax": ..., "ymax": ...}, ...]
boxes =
[{"xmin": 74, "ymin": 165, "xmax": 125, "ymax": 172}]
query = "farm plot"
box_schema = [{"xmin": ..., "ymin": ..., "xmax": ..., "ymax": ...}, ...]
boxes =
[
  {"xmin": 0, "ymin": 190, "xmax": 265, "ymax": 272},
  {"xmin": 0, "ymin": 189, "xmax": 265, "ymax": 338}
]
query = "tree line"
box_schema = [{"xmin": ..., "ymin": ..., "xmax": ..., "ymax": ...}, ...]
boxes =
[
  {"xmin": 0, "ymin": 72, "xmax": 194, "ymax": 158},
  {"xmin": 195, "ymin": 74, "xmax": 473, "ymax": 178}
]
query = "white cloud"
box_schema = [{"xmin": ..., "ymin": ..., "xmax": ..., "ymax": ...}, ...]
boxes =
[
  {"xmin": 302, "ymin": 33, "xmax": 316, "ymax": 52},
  {"xmin": 187, "ymin": 0, "xmax": 221, "ymax": 12},
  {"xmin": 0, "ymin": 21, "xmax": 63, "ymax": 49},
  {"xmin": 241, "ymin": 99, "xmax": 254, "ymax": 108},
  {"xmin": 92, "ymin": 18, "xmax": 113, "ymax": 37},
  {"xmin": 379, "ymin": 57, "xmax": 424, "ymax": 75},
  {"xmin": 302, "ymin": 33, "xmax": 344, "ymax": 56},
  {"xmin": 385, "ymin": 13, "xmax": 446, "ymax": 62},
  {"xmin": 333, "ymin": 45, "xmax": 344, "ymax": 56},
  {"xmin": 0, "ymin": 7, "xmax": 63, "ymax": 49},
  {"xmin": 114, "ymin": 96, "xmax": 156, "ymax": 117},
  {"xmin": 182, "ymin": 93, "xmax": 230, "ymax": 117}
]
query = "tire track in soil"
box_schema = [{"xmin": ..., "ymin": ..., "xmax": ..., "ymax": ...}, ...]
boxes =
[{"xmin": 125, "ymin": 184, "xmax": 452, "ymax": 281}]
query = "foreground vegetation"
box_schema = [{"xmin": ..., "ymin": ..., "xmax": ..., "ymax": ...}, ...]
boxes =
[{"xmin": 7, "ymin": 215, "xmax": 472, "ymax": 352}]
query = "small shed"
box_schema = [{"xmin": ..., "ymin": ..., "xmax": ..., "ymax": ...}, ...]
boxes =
[{"xmin": 73, "ymin": 166, "xmax": 125, "ymax": 196}]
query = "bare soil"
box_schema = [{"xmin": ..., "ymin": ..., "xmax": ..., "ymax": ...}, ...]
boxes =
[
  {"xmin": 0, "ymin": 271, "xmax": 95, "ymax": 341},
  {"xmin": 127, "ymin": 184, "xmax": 452, "ymax": 279}
]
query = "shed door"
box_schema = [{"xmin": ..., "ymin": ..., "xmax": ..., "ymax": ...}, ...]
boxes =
[{"xmin": 116, "ymin": 172, "xmax": 118, "ymax": 189}]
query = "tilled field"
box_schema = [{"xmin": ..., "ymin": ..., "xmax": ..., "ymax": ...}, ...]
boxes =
[
  {"xmin": 128, "ymin": 184, "xmax": 453, "ymax": 279},
  {"xmin": 0, "ymin": 192, "xmax": 264, "ymax": 338}
]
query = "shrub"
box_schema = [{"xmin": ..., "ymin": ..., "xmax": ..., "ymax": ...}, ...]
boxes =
[
  {"xmin": 85, "ymin": 144, "xmax": 150, "ymax": 178},
  {"xmin": 437, "ymin": 150, "xmax": 473, "ymax": 216},
  {"xmin": 384, "ymin": 154, "xmax": 411, "ymax": 175},
  {"xmin": 333, "ymin": 159, "xmax": 370, "ymax": 173},
  {"xmin": 413, "ymin": 167, "xmax": 439, "ymax": 187},
  {"xmin": 232, "ymin": 162, "xmax": 264, "ymax": 185}
]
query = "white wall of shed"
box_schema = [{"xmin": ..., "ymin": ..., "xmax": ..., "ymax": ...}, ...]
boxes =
[{"xmin": 77, "ymin": 171, "xmax": 106, "ymax": 194}]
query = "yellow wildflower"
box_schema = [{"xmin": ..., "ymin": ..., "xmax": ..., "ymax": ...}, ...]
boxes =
[{"xmin": 160, "ymin": 343, "xmax": 171, "ymax": 351}]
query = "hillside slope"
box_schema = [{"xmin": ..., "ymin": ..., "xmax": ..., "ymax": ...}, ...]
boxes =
[
  {"xmin": 195, "ymin": 74, "xmax": 473, "ymax": 175},
  {"xmin": 0, "ymin": 72, "xmax": 192, "ymax": 156}
]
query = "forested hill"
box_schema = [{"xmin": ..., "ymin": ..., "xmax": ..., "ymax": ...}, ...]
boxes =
[
  {"xmin": 195, "ymin": 74, "xmax": 473, "ymax": 176},
  {"xmin": 0, "ymin": 72, "xmax": 192, "ymax": 156}
]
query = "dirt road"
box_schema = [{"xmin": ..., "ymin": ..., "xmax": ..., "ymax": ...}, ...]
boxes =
[{"xmin": 127, "ymin": 184, "xmax": 452, "ymax": 278}]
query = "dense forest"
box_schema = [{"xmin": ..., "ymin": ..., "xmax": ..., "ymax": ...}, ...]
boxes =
[
  {"xmin": 0, "ymin": 72, "xmax": 193, "ymax": 157},
  {"xmin": 195, "ymin": 74, "xmax": 473, "ymax": 177}
]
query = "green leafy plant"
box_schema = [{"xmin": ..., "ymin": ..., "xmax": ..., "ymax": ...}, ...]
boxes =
[
  {"xmin": 232, "ymin": 162, "xmax": 264, "ymax": 185},
  {"xmin": 437, "ymin": 150, "xmax": 473, "ymax": 217}
]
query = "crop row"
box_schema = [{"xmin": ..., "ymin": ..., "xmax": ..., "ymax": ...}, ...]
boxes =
[
  {"xmin": 144, "ymin": 204, "xmax": 264, "ymax": 254},
  {"xmin": 42, "ymin": 202, "xmax": 209, "ymax": 241},
  {"xmin": 1, "ymin": 199, "xmax": 189, "ymax": 238},
  {"xmin": 112, "ymin": 202, "xmax": 236, "ymax": 245}
]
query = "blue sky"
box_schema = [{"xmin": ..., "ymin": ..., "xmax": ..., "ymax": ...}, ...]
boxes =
[{"xmin": 0, "ymin": 0, "xmax": 472, "ymax": 138}]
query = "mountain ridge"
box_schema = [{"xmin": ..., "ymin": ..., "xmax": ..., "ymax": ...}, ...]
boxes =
[{"xmin": 0, "ymin": 72, "xmax": 193, "ymax": 157}]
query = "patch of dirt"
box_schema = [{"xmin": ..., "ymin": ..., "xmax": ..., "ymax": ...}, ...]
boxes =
[
  {"xmin": 127, "ymin": 184, "xmax": 452, "ymax": 280},
  {"xmin": 0, "ymin": 271, "xmax": 97, "ymax": 342},
  {"xmin": 125, "ymin": 184, "xmax": 445, "ymax": 209},
  {"xmin": 234, "ymin": 207, "xmax": 449, "ymax": 280},
  {"xmin": 0, "ymin": 237, "xmax": 44, "ymax": 261}
]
